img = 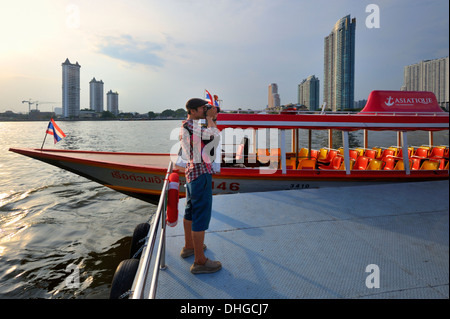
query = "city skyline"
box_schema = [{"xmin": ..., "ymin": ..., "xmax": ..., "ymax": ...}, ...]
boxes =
[
  {"xmin": 324, "ymin": 15, "xmax": 356, "ymax": 111},
  {"xmin": 0, "ymin": 0, "xmax": 448, "ymax": 114},
  {"xmin": 298, "ymin": 75, "xmax": 320, "ymax": 111},
  {"xmin": 268, "ymin": 83, "xmax": 280, "ymax": 109},
  {"xmin": 89, "ymin": 77, "xmax": 104, "ymax": 113},
  {"xmin": 61, "ymin": 58, "xmax": 80, "ymax": 117},
  {"xmin": 107, "ymin": 90, "xmax": 119, "ymax": 115},
  {"xmin": 402, "ymin": 56, "xmax": 449, "ymax": 109}
]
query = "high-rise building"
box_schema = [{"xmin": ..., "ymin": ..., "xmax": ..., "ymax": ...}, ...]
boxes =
[
  {"xmin": 268, "ymin": 83, "xmax": 280, "ymax": 108},
  {"xmin": 107, "ymin": 90, "xmax": 119, "ymax": 115},
  {"xmin": 401, "ymin": 56, "xmax": 449, "ymax": 110},
  {"xmin": 298, "ymin": 75, "xmax": 320, "ymax": 111},
  {"xmin": 62, "ymin": 58, "xmax": 81, "ymax": 117},
  {"xmin": 323, "ymin": 15, "xmax": 356, "ymax": 111},
  {"xmin": 89, "ymin": 78, "xmax": 104, "ymax": 112}
]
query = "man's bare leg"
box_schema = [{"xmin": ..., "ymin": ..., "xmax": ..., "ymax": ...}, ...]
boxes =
[
  {"xmin": 183, "ymin": 218, "xmax": 194, "ymax": 249},
  {"xmin": 192, "ymin": 230, "xmax": 207, "ymax": 265}
]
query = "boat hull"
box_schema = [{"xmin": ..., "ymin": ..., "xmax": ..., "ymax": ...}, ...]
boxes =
[{"xmin": 9, "ymin": 148, "xmax": 448, "ymax": 204}]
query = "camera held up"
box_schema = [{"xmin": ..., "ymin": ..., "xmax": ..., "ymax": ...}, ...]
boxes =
[{"xmin": 206, "ymin": 104, "xmax": 220, "ymax": 113}]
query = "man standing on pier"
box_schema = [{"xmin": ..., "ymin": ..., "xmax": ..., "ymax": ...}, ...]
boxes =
[{"xmin": 179, "ymin": 98, "xmax": 222, "ymax": 274}]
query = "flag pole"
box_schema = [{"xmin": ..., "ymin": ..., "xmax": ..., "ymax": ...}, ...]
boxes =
[
  {"xmin": 41, "ymin": 132, "xmax": 48, "ymax": 150},
  {"xmin": 41, "ymin": 120, "xmax": 50, "ymax": 150}
]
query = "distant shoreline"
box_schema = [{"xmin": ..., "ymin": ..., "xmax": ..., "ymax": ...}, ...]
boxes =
[{"xmin": 0, "ymin": 118, "xmax": 184, "ymax": 122}]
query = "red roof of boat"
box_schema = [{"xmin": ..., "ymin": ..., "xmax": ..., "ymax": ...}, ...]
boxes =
[
  {"xmin": 217, "ymin": 91, "xmax": 448, "ymax": 131},
  {"xmin": 360, "ymin": 90, "xmax": 444, "ymax": 114}
]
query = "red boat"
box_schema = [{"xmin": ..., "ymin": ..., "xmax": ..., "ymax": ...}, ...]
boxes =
[{"xmin": 9, "ymin": 91, "xmax": 449, "ymax": 204}]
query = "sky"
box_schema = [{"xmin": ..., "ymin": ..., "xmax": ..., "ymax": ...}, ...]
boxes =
[{"xmin": 0, "ymin": 0, "xmax": 448, "ymax": 114}]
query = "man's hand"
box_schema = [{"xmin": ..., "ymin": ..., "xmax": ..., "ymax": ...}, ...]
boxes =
[{"xmin": 206, "ymin": 106, "xmax": 218, "ymax": 127}]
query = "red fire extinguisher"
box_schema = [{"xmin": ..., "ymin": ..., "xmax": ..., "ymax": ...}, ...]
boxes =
[{"xmin": 166, "ymin": 172, "xmax": 179, "ymax": 227}]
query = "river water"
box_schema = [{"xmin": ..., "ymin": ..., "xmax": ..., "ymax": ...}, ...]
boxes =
[{"xmin": 0, "ymin": 120, "xmax": 448, "ymax": 299}]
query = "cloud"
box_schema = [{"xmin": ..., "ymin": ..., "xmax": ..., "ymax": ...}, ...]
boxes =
[{"xmin": 95, "ymin": 34, "xmax": 164, "ymax": 67}]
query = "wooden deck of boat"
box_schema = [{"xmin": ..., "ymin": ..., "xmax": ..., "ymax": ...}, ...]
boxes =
[
  {"xmin": 32, "ymin": 149, "xmax": 172, "ymax": 169},
  {"xmin": 145, "ymin": 180, "xmax": 449, "ymax": 299}
]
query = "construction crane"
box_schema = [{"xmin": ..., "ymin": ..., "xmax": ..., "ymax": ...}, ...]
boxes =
[
  {"xmin": 34, "ymin": 101, "xmax": 60, "ymax": 111},
  {"xmin": 22, "ymin": 99, "xmax": 35, "ymax": 113}
]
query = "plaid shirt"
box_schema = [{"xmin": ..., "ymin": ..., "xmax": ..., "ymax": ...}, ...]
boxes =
[{"xmin": 180, "ymin": 119, "xmax": 220, "ymax": 183}]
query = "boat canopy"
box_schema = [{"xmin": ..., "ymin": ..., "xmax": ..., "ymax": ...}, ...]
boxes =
[
  {"xmin": 360, "ymin": 90, "xmax": 445, "ymax": 114},
  {"xmin": 216, "ymin": 91, "xmax": 448, "ymax": 132}
]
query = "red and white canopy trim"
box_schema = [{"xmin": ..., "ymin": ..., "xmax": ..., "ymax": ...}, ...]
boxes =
[{"xmin": 217, "ymin": 91, "xmax": 448, "ymax": 132}]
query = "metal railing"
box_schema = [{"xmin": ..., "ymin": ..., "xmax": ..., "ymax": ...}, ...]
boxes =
[
  {"xmin": 130, "ymin": 161, "xmax": 173, "ymax": 299},
  {"xmin": 221, "ymin": 108, "xmax": 448, "ymax": 117}
]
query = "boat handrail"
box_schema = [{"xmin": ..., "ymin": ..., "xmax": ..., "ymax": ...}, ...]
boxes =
[
  {"xmin": 220, "ymin": 109, "xmax": 448, "ymax": 116},
  {"xmin": 130, "ymin": 160, "xmax": 173, "ymax": 299}
]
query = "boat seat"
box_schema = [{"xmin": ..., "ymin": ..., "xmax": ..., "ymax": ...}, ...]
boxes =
[
  {"xmin": 310, "ymin": 149, "xmax": 319, "ymax": 159},
  {"xmin": 349, "ymin": 150, "xmax": 359, "ymax": 160},
  {"xmin": 410, "ymin": 158, "xmax": 421, "ymax": 170},
  {"xmin": 339, "ymin": 158, "xmax": 355, "ymax": 170},
  {"xmin": 317, "ymin": 148, "xmax": 328, "ymax": 161},
  {"xmin": 397, "ymin": 147, "xmax": 414, "ymax": 158},
  {"xmin": 364, "ymin": 149, "xmax": 377, "ymax": 159},
  {"xmin": 431, "ymin": 158, "xmax": 447, "ymax": 170},
  {"xmin": 420, "ymin": 160, "xmax": 439, "ymax": 170},
  {"xmin": 382, "ymin": 157, "xmax": 396, "ymax": 170},
  {"xmin": 388, "ymin": 146, "xmax": 399, "ymax": 156},
  {"xmin": 286, "ymin": 157, "xmax": 297, "ymax": 170},
  {"xmin": 377, "ymin": 149, "xmax": 395, "ymax": 160},
  {"xmin": 354, "ymin": 148, "xmax": 365, "ymax": 157},
  {"xmin": 413, "ymin": 147, "xmax": 429, "ymax": 158},
  {"xmin": 393, "ymin": 158, "xmax": 421, "ymax": 170},
  {"xmin": 372, "ymin": 147, "xmax": 382, "ymax": 158},
  {"xmin": 318, "ymin": 149, "xmax": 338, "ymax": 164},
  {"xmin": 429, "ymin": 146, "xmax": 445, "ymax": 159},
  {"xmin": 298, "ymin": 148, "xmax": 309, "ymax": 159},
  {"xmin": 318, "ymin": 155, "xmax": 343, "ymax": 170},
  {"xmin": 367, "ymin": 159, "xmax": 385, "ymax": 170},
  {"xmin": 393, "ymin": 160, "xmax": 405, "ymax": 170},
  {"xmin": 297, "ymin": 159, "xmax": 316, "ymax": 170},
  {"xmin": 352, "ymin": 156, "xmax": 370, "ymax": 170}
]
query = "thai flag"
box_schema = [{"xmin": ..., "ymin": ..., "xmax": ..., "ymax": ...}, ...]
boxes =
[
  {"xmin": 46, "ymin": 119, "xmax": 66, "ymax": 143},
  {"xmin": 214, "ymin": 95, "xmax": 220, "ymax": 107},
  {"xmin": 205, "ymin": 89, "xmax": 214, "ymax": 105}
]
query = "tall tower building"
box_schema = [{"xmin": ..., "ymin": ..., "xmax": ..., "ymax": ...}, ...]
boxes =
[
  {"xmin": 62, "ymin": 58, "xmax": 81, "ymax": 118},
  {"xmin": 89, "ymin": 78, "xmax": 104, "ymax": 112},
  {"xmin": 107, "ymin": 90, "xmax": 119, "ymax": 115},
  {"xmin": 401, "ymin": 56, "xmax": 449, "ymax": 110},
  {"xmin": 268, "ymin": 83, "xmax": 280, "ymax": 108},
  {"xmin": 298, "ymin": 75, "xmax": 320, "ymax": 111},
  {"xmin": 323, "ymin": 15, "xmax": 356, "ymax": 111}
]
